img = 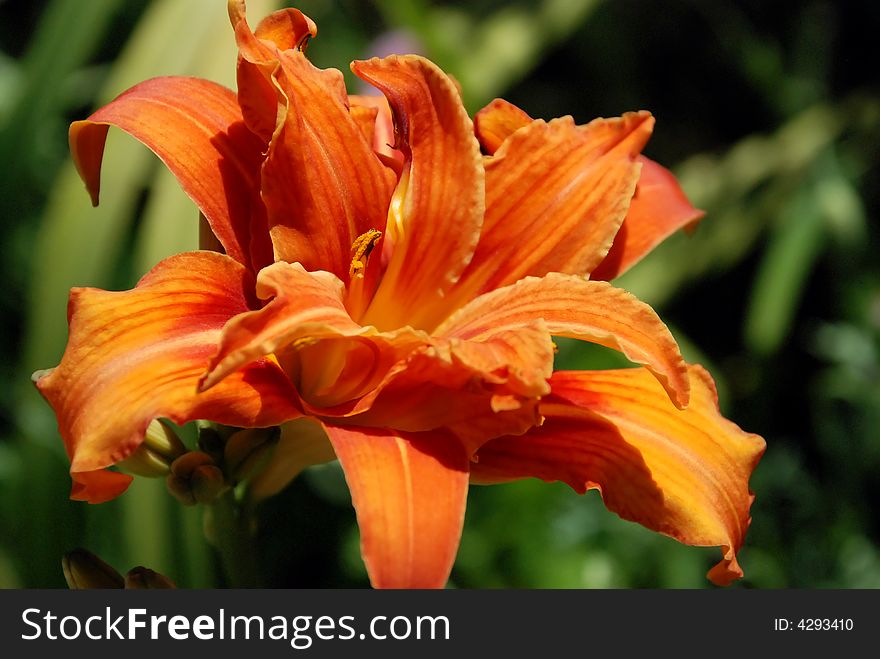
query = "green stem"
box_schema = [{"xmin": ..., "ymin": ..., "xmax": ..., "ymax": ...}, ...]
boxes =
[{"xmin": 211, "ymin": 490, "xmax": 260, "ymax": 588}]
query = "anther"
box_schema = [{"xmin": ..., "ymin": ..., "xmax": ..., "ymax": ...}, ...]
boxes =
[{"xmin": 349, "ymin": 229, "xmax": 382, "ymax": 279}]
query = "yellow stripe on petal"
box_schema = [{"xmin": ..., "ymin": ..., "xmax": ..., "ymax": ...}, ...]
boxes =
[
  {"xmin": 472, "ymin": 365, "xmax": 764, "ymax": 585},
  {"xmin": 324, "ymin": 424, "xmax": 469, "ymax": 589},
  {"xmin": 354, "ymin": 55, "xmax": 485, "ymax": 331},
  {"xmin": 436, "ymin": 273, "xmax": 690, "ymax": 408},
  {"xmin": 261, "ymin": 51, "xmax": 397, "ymax": 286}
]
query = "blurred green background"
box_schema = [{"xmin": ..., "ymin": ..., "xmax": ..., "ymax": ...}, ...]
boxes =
[{"xmin": 1, "ymin": 0, "xmax": 878, "ymax": 588}]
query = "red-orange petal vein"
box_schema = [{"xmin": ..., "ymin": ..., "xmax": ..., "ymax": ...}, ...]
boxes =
[
  {"xmin": 451, "ymin": 113, "xmax": 653, "ymax": 304},
  {"xmin": 259, "ymin": 50, "xmax": 397, "ymax": 285}
]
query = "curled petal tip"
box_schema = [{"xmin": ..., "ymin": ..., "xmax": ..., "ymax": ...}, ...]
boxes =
[
  {"xmin": 707, "ymin": 546, "xmax": 746, "ymax": 587},
  {"xmin": 228, "ymin": 0, "xmax": 246, "ymax": 27}
]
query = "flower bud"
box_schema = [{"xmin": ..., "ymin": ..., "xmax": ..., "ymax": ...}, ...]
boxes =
[
  {"xmin": 166, "ymin": 451, "xmax": 227, "ymax": 505},
  {"xmin": 125, "ymin": 566, "xmax": 177, "ymax": 589},
  {"xmin": 196, "ymin": 421, "xmax": 227, "ymax": 462},
  {"xmin": 143, "ymin": 419, "xmax": 186, "ymax": 459},
  {"xmin": 117, "ymin": 445, "xmax": 172, "ymax": 478},
  {"xmin": 117, "ymin": 420, "xmax": 186, "ymax": 478},
  {"xmin": 224, "ymin": 427, "xmax": 280, "ymax": 482},
  {"xmin": 62, "ymin": 548, "xmax": 124, "ymax": 589},
  {"xmin": 249, "ymin": 418, "xmax": 336, "ymax": 501}
]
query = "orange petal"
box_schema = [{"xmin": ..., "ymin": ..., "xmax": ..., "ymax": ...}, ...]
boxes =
[
  {"xmin": 245, "ymin": 321, "xmax": 551, "ymax": 454},
  {"xmin": 260, "ymin": 55, "xmax": 397, "ymax": 288},
  {"xmin": 349, "ymin": 103, "xmax": 380, "ymax": 148},
  {"xmin": 200, "ymin": 261, "xmax": 429, "ymax": 408},
  {"xmin": 472, "ymin": 365, "xmax": 765, "ymax": 585},
  {"xmin": 229, "ymin": 4, "xmax": 396, "ymax": 287},
  {"xmin": 70, "ymin": 469, "xmax": 133, "ymax": 505},
  {"xmin": 251, "ymin": 5, "xmax": 317, "ymax": 51},
  {"xmin": 330, "ymin": 321, "xmax": 552, "ymax": 455},
  {"xmin": 69, "ymin": 77, "xmax": 267, "ymax": 271},
  {"xmin": 348, "ymin": 94, "xmax": 402, "ymax": 163},
  {"xmin": 34, "ymin": 252, "xmax": 300, "ymax": 503},
  {"xmin": 346, "ymin": 377, "xmax": 542, "ymax": 457},
  {"xmin": 447, "ymin": 112, "xmax": 653, "ymax": 307},
  {"xmin": 591, "ymin": 157, "xmax": 705, "ymax": 280},
  {"xmin": 228, "ymin": 2, "xmax": 317, "ymax": 141},
  {"xmin": 474, "ymin": 98, "xmax": 532, "ymax": 153},
  {"xmin": 353, "ymin": 55, "xmax": 485, "ymax": 331},
  {"xmin": 323, "ymin": 424, "xmax": 469, "ymax": 588},
  {"xmin": 436, "ymin": 272, "xmax": 690, "ymax": 408},
  {"xmin": 229, "ymin": 1, "xmax": 317, "ymax": 61}
]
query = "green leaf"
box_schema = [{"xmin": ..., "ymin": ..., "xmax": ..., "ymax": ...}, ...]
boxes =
[
  {"xmin": 0, "ymin": 0, "xmax": 129, "ymax": 192},
  {"xmin": 19, "ymin": 0, "xmax": 281, "ymax": 589},
  {"xmin": 744, "ymin": 184, "xmax": 826, "ymax": 356},
  {"xmin": 617, "ymin": 101, "xmax": 856, "ymax": 309},
  {"xmin": 375, "ymin": 0, "xmax": 601, "ymax": 111}
]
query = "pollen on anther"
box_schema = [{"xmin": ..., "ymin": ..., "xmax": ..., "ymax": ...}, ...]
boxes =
[{"xmin": 349, "ymin": 228, "xmax": 382, "ymax": 279}]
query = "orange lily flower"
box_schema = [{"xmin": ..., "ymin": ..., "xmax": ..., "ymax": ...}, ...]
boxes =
[{"xmin": 35, "ymin": 1, "xmax": 764, "ymax": 588}]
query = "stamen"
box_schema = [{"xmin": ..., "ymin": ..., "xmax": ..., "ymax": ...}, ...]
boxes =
[{"xmin": 349, "ymin": 228, "xmax": 382, "ymax": 279}]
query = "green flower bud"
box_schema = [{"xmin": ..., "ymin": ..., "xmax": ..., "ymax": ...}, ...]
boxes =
[
  {"xmin": 117, "ymin": 445, "xmax": 172, "ymax": 478},
  {"xmin": 143, "ymin": 419, "xmax": 186, "ymax": 459},
  {"xmin": 166, "ymin": 451, "xmax": 227, "ymax": 505},
  {"xmin": 249, "ymin": 418, "xmax": 336, "ymax": 501},
  {"xmin": 117, "ymin": 420, "xmax": 186, "ymax": 478},
  {"xmin": 224, "ymin": 427, "xmax": 280, "ymax": 482}
]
